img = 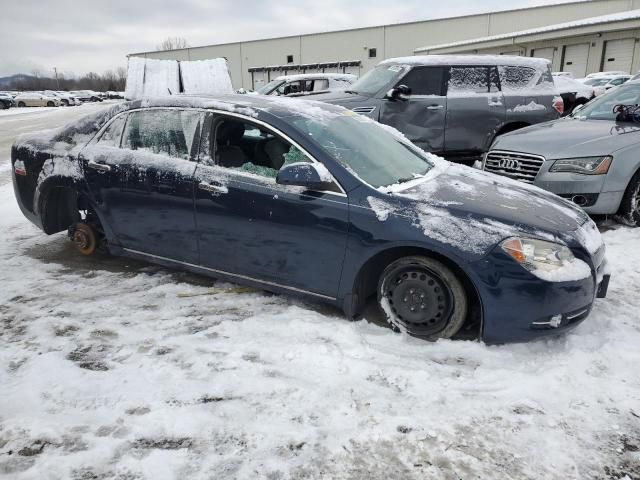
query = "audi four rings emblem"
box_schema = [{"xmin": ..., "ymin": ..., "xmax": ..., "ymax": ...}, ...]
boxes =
[{"xmin": 498, "ymin": 158, "xmax": 521, "ymax": 170}]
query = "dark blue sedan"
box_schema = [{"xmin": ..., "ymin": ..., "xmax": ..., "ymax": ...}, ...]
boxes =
[{"xmin": 11, "ymin": 95, "xmax": 610, "ymax": 343}]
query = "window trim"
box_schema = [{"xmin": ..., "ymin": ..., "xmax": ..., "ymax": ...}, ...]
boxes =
[
  {"xmin": 395, "ymin": 66, "xmax": 447, "ymax": 96},
  {"xmin": 91, "ymin": 107, "xmax": 204, "ymax": 161},
  {"xmin": 204, "ymin": 110, "xmax": 347, "ymax": 197},
  {"xmin": 88, "ymin": 106, "xmax": 347, "ymax": 197}
]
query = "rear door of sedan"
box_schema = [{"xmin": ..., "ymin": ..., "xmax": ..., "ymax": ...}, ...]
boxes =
[
  {"xmin": 80, "ymin": 108, "xmax": 204, "ymax": 263},
  {"xmin": 193, "ymin": 113, "xmax": 349, "ymax": 299}
]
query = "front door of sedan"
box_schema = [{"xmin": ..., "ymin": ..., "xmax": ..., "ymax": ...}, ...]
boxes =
[
  {"xmin": 193, "ymin": 114, "xmax": 349, "ymax": 299},
  {"xmin": 378, "ymin": 66, "xmax": 447, "ymax": 154},
  {"xmin": 81, "ymin": 108, "xmax": 204, "ymax": 263}
]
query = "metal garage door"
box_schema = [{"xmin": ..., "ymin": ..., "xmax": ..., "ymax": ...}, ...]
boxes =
[
  {"xmin": 252, "ymin": 71, "xmax": 268, "ymax": 90},
  {"xmin": 532, "ymin": 47, "xmax": 555, "ymax": 64},
  {"xmin": 603, "ymin": 38, "xmax": 635, "ymax": 73},
  {"xmin": 562, "ymin": 43, "xmax": 590, "ymax": 77}
]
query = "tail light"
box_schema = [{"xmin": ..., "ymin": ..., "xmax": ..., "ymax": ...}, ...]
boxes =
[{"xmin": 552, "ymin": 96, "xmax": 564, "ymax": 115}]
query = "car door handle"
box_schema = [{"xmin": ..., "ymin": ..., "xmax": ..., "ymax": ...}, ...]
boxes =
[
  {"xmin": 198, "ymin": 182, "xmax": 227, "ymax": 194},
  {"xmin": 426, "ymin": 104, "xmax": 444, "ymax": 110},
  {"xmin": 87, "ymin": 160, "xmax": 111, "ymax": 173}
]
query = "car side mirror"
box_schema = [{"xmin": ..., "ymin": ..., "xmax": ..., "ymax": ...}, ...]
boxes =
[
  {"xmin": 276, "ymin": 162, "xmax": 334, "ymax": 190},
  {"xmin": 385, "ymin": 84, "xmax": 412, "ymax": 101}
]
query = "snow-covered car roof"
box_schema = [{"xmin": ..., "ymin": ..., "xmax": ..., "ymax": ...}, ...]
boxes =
[
  {"xmin": 380, "ymin": 55, "xmax": 550, "ymax": 70},
  {"xmin": 553, "ymin": 76, "xmax": 594, "ymax": 99}
]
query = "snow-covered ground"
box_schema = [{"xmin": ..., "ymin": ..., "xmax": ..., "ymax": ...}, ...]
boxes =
[{"xmin": 0, "ymin": 107, "xmax": 639, "ymax": 480}]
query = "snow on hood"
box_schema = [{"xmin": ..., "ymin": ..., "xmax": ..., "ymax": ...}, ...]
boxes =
[
  {"xmin": 371, "ymin": 163, "xmax": 590, "ymax": 256},
  {"xmin": 492, "ymin": 118, "xmax": 640, "ymax": 159}
]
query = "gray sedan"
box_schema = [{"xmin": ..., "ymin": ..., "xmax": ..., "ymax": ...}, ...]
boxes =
[{"xmin": 484, "ymin": 81, "xmax": 640, "ymax": 226}]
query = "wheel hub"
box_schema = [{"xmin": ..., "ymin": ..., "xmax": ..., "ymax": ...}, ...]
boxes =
[
  {"xmin": 384, "ymin": 267, "xmax": 453, "ymax": 335},
  {"xmin": 71, "ymin": 223, "xmax": 97, "ymax": 255}
]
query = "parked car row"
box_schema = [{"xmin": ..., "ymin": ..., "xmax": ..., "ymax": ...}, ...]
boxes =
[{"xmin": 0, "ymin": 89, "xmax": 119, "ymax": 108}]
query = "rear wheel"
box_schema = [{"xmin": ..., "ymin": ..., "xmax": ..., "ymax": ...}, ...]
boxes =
[
  {"xmin": 616, "ymin": 172, "xmax": 640, "ymax": 227},
  {"xmin": 47, "ymin": 101, "xmax": 54, "ymax": 107},
  {"xmin": 70, "ymin": 223, "xmax": 98, "ymax": 255},
  {"xmin": 17, "ymin": 101, "xmax": 25, "ymax": 107},
  {"xmin": 378, "ymin": 256, "xmax": 468, "ymax": 340}
]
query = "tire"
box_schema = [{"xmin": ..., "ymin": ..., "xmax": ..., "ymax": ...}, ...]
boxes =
[
  {"xmin": 17, "ymin": 101, "xmax": 25, "ymax": 108},
  {"xmin": 47, "ymin": 101, "xmax": 54, "ymax": 107},
  {"xmin": 378, "ymin": 256, "xmax": 468, "ymax": 340},
  {"xmin": 616, "ymin": 172, "xmax": 640, "ymax": 227},
  {"xmin": 62, "ymin": 99, "xmax": 69, "ymax": 106}
]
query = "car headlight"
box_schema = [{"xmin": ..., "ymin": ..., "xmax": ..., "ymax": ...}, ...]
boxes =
[
  {"xmin": 501, "ymin": 237, "xmax": 575, "ymax": 273},
  {"xmin": 549, "ymin": 156, "xmax": 612, "ymax": 175}
]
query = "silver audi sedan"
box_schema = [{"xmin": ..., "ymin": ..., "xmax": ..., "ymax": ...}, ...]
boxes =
[{"xmin": 484, "ymin": 80, "xmax": 640, "ymax": 226}]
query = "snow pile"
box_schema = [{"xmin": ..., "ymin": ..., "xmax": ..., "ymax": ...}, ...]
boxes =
[
  {"xmin": 124, "ymin": 57, "xmax": 146, "ymax": 100},
  {"xmin": 511, "ymin": 101, "xmax": 547, "ymax": 112},
  {"xmin": 367, "ymin": 196, "xmax": 396, "ymax": 221},
  {"xmin": 576, "ymin": 218, "xmax": 604, "ymax": 255},
  {"xmin": 142, "ymin": 58, "xmax": 180, "ymax": 97},
  {"xmin": 125, "ymin": 58, "xmax": 180, "ymax": 100},
  {"xmin": 180, "ymin": 59, "xmax": 234, "ymax": 95},
  {"xmin": 531, "ymin": 257, "xmax": 592, "ymax": 282}
]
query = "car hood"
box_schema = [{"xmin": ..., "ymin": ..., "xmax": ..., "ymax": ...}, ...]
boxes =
[
  {"xmin": 375, "ymin": 163, "xmax": 592, "ymax": 258},
  {"xmin": 492, "ymin": 118, "xmax": 640, "ymax": 159}
]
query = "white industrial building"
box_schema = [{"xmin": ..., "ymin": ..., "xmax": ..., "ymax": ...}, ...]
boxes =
[{"xmin": 129, "ymin": 0, "xmax": 640, "ymax": 90}]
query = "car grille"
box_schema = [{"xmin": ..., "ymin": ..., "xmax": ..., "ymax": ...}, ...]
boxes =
[
  {"xmin": 484, "ymin": 150, "xmax": 546, "ymax": 183},
  {"xmin": 352, "ymin": 106, "xmax": 376, "ymax": 115}
]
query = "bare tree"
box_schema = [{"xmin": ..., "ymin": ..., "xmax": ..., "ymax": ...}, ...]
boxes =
[
  {"xmin": 116, "ymin": 66, "xmax": 127, "ymax": 90},
  {"xmin": 157, "ymin": 36, "xmax": 189, "ymax": 51}
]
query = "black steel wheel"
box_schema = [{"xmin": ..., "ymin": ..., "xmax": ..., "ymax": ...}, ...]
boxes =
[
  {"xmin": 378, "ymin": 256, "xmax": 468, "ymax": 340},
  {"xmin": 617, "ymin": 172, "xmax": 640, "ymax": 227}
]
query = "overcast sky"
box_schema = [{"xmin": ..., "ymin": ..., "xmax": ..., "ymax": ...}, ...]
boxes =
[{"xmin": 2, "ymin": 0, "xmax": 581, "ymax": 78}]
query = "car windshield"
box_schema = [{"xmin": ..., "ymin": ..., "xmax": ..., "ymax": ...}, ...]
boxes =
[
  {"xmin": 573, "ymin": 83, "xmax": 640, "ymax": 121},
  {"xmin": 256, "ymin": 79, "xmax": 284, "ymax": 95},
  {"xmin": 584, "ymin": 78, "xmax": 611, "ymax": 86},
  {"xmin": 290, "ymin": 112, "xmax": 434, "ymax": 188},
  {"xmin": 347, "ymin": 64, "xmax": 407, "ymax": 96}
]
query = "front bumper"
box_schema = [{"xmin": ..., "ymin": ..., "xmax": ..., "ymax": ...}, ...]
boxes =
[
  {"xmin": 469, "ymin": 249, "xmax": 609, "ymax": 344},
  {"xmin": 533, "ymin": 162, "xmax": 623, "ymax": 214}
]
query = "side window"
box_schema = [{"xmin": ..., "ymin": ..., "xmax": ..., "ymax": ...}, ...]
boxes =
[
  {"xmin": 396, "ymin": 67, "xmax": 445, "ymax": 95},
  {"xmin": 122, "ymin": 109, "xmax": 202, "ymax": 160},
  {"xmin": 448, "ymin": 66, "xmax": 490, "ymax": 94},
  {"xmin": 277, "ymin": 81, "xmax": 303, "ymax": 96},
  {"xmin": 499, "ymin": 66, "xmax": 538, "ymax": 90},
  {"xmin": 312, "ymin": 79, "xmax": 329, "ymax": 91},
  {"xmin": 212, "ymin": 118, "xmax": 311, "ymax": 179},
  {"xmin": 97, "ymin": 114, "xmax": 127, "ymax": 147}
]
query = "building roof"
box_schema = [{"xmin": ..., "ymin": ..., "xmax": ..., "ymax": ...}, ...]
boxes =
[
  {"xmin": 380, "ymin": 55, "xmax": 550, "ymax": 68},
  {"xmin": 415, "ymin": 9, "xmax": 640, "ymax": 53}
]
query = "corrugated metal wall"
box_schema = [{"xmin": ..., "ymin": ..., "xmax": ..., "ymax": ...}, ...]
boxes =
[{"xmin": 130, "ymin": 0, "xmax": 638, "ymax": 88}]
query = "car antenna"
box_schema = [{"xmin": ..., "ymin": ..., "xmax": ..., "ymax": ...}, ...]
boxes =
[{"xmin": 167, "ymin": 88, "xmax": 173, "ymax": 95}]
